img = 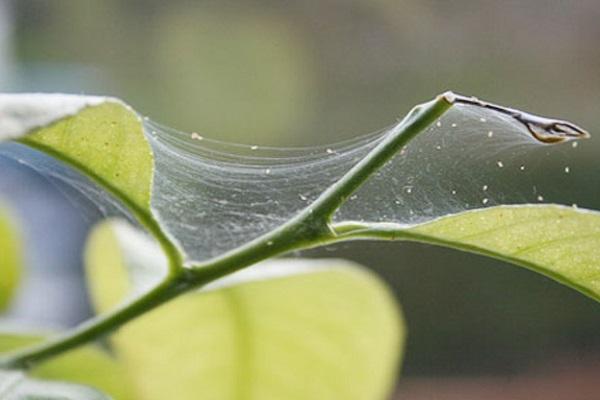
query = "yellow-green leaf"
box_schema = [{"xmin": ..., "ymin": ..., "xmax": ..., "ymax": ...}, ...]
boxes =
[
  {"xmin": 86, "ymin": 221, "xmax": 404, "ymax": 400},
  {"xmin": 0, "ymin": 206, "xmax": 21, "ymax": 311},
  {"xmin": 0, "ymin": 333, "xmax": 134, "ymax": 399},
  {"xmin": 11, "ymin": 97, "xmax": 153, "ymax": 213},
  {"xmin": 334, "ymin": 205, "xmax": 600, "ymax": 302},
  {"xmin": 411, "ymin": 205, "xmax": 600, "ymax": 300}
]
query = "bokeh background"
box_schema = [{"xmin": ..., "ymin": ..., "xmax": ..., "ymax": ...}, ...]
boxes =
[{"xmin": 1, "ymin": 1, "xmax": 599, "ymax": 398}]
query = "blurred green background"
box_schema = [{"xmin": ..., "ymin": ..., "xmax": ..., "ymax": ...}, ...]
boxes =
[{"xmin": 1, "ymin": 0, "xmax": 599, "ymax": 397}]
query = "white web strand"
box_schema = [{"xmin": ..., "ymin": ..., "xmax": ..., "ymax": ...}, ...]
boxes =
[{"xmin": 144, "ymin": 103, "xmax": 585, "ymax": 263}]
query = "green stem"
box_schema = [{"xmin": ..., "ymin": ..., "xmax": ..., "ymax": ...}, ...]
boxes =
[
  {"xmin": 187, "ymin": 92, "xmax": 453, "ymax": 282},
  {"xmin": 0, "ymin": 92, "xmax": 452, "ymax": 370}
]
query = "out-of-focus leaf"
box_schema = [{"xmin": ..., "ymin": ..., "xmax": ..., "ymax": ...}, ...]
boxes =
[
  {"xmin": 84, "ymin": 219, "xmax": 168, "ymax": 312},
  {"xmin": 0, "ymin": 206, "xmax": 21, "ymax": 311},
  {"xmin": 0, "ymin": 369, "xmax": 110, "ymax": 400},
  {"xmin": 0, "ymin": 333, "xmax": 134, "ymax": 400},
  {"xmin": 86, "ymin": 220, "xmax": 404, "ymax": 400}
]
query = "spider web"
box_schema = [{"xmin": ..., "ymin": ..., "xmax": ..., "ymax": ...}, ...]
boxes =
[
  {"xmin": 0, "ymin": 99, "xmax": 587, "ymax": 264},
  {"xmin": 144, "ymin": 103, "xmax": 584, "ymax": 263}
]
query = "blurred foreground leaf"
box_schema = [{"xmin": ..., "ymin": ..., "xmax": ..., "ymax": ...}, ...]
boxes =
[
  {"xmin": 86, "ymin": 220, "xmax": 403, "ymax": 400},
  {"xmin": 0, "ymin": 207, "xmax": 21, "ymax": 311},
  {"xmin": 0, "ymin": 333, "xmax": 133, "ymax": 399},
  {"xmin": 0, "ymin": 369, "xmax": 110, "ymax": 400}
]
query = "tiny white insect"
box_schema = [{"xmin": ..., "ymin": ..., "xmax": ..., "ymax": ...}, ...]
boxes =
[{"xmin": 497, "ymin": 161, "xmax": 504, "ymax": 168}]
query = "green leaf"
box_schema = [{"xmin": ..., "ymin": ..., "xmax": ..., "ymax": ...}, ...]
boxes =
[
  {"xmin": 0, "ymin": 206, "xmax": 21, "ymax": 311},
  {"xmin": 8, "ymin": 96, "xmax": 154, "ymax": 213},
  {"xmin": 0, "ymin": 333, "xmax": 133, "ymax": 399},
  {"xmin": 86, "ymin": 220, "xmax": 404, "ymax": 400},
  {"xmin": 333, "ymin": 205, "xmax": 600, "ymax": 302},
  {"xmin": 0, "ymin": 94, "xmax": 177, "ymax": 276}
]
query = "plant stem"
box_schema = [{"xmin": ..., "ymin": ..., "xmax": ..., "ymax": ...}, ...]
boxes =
[
  {"xmin": 186, "ymin": 92, "xmax": 453, "ymax": 282},
  {"xmin": 0, "ymin": 92, "xmax": 453, "ymax": 370}
]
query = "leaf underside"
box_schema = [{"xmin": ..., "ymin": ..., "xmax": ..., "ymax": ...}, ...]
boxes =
[
  {"xmin": 410, "ymin": 205, "xmax": 600, "ymax": 301},
  {"xmin": 347, "ymin": 205, "xmax": 600, "ymax": 302}
]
